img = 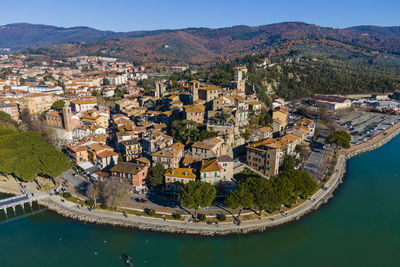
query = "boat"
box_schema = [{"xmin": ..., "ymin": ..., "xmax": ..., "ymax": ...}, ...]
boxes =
[{"xmin": 122, "ymin": 255, "xmax": 134, "ymax": 266}]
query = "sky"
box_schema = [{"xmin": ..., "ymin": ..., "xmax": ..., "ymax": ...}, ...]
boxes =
[{"xmin": 1, "ymin": 0, "xmax": 400, "ymax": 32}]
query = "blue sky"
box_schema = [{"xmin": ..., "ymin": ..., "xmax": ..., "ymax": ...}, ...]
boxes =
[{"xmin": 1, "ymin": 0, "xmax": 399, "ymax": 31}]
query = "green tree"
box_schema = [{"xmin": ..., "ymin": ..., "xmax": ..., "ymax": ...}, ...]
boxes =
[
  {"xmin": 327, "ymin": 131, "xmax": 351, "ymax": 149},
  {"xmin": 0, "ymin": 127, "xmax": 73, "ymax": 181},
  {"xmin": 170, "ymin": 120, "xmax": 216, "ymax": 146},
  {"xmin": 148, "ymin": 163, "xmax": 165, "ymax": 189},
  {"xmin": 225, "ymin": 187, "xmax": 253, "ymax": 220},
  {"xmin": 178, "ymin": 180, "xmax": 216, "ymax": 220},
  {"xmin": 51, "ymin": 100, "xmax": 65, "ymax": 111},
  {"xmin": 102, "ymin": 78, "xmax": 110, "ymax": 85},
  {"xmin": 282, "ymin": 155, "xmax": 296, "ymax": 172},
  {"xmin": 264, "ymin": 176, "xmax": 294, "ymax": 212},
  {"xmin": 281, "ymin": 170, "xmax": 318, "ymax": 198},
  {"xmin": 241, "ymin": 177, "xmax": 269, "ymax": 216}
]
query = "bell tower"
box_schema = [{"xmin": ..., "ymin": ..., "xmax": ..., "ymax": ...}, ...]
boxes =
[{"xmin": 62, "ymin": 106, "xmax": 73, "ymax": 132}]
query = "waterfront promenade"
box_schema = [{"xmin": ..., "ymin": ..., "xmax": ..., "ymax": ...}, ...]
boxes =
[
  {"xmin": 36, "ymin": 153, "xmax": 346, "ymax": 235},
  {"xmin": 1, "ymin": 121, "xmax": 400, "ymax": 235}
]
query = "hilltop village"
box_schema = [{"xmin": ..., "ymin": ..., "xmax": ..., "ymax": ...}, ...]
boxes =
[{"xmin": 1, "ymin": 53, "xmax": 399, "ymax": 224}]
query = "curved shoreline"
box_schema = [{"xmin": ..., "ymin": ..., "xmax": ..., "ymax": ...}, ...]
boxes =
[{"xmin": 3, "ymin": 123, "xmax": 400, "ymax": 236}]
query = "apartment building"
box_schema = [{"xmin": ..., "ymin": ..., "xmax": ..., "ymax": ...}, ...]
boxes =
[{"xmin": 246, "ymin": 138, "xmax": 280, "ymax": 177}]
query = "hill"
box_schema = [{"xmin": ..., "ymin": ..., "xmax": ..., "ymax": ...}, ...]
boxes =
[
  {"xmin": 0, "ymin": 127, "xmax": 73, "ymax": 181},
  {"xmin": 0, "ymin": 23, "xmax": 116, "ymax": 50},
  {"xmin": 2, "ymin": 22, "xmax": 400, "ymax": 64}
]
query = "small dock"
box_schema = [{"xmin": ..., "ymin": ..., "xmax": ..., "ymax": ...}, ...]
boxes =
[{"xmin": 0, "ymin": 194, "xmax": 48, "ymax": 213}]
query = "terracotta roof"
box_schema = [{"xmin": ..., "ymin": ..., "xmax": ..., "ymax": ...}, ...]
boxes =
[
  {"xmin": 184, "ymin": 104, "xmax": 205, "ymax": 113},
  {"xmin": 217, "ymin": 155, "xmax": 233, "ymax": 162},
  {"xmin": 96, "ymin": 150, "xmax": 118, "ymax": 158},
  {"xmin": 313, "ymin": 95, "xmax": 348, "ymax": 103},
  {"xmin": 192, "ymin": 137, "xmax": 223, "ymax": 150},
  {"xmin": 135, "ymin": 157, "xmax": 151, "ymax": 165},
  {"xmin": 71, "ymin": 99, "xmax": 97, "ymax": 105},
  {"xmin": 259, "ymin": 126, "xmax": 272, "ymax": 133},
  {"xmin": 110, "ymin": 162, "xmax": 145, "ymax": 175},
  {"xmin": 200, "ymin": 158, "xmax": 222, "ymax": 173}
]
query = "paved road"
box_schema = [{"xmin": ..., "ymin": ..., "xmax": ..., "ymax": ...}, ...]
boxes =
[{"xmin": 38, "ymin": 154, "xmax": 347, "ymax": 234}]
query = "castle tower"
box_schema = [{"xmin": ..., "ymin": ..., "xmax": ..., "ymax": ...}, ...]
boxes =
[
  {"xmin": 62, "ymin": 106, "xmax": 73, "ymax": 132},
  {"xmin": 189, "ymin": 80, "xmax": 200, "ymax": 102},
  {"xmin": 155, "ymin": 81, "xmax": 166, "ymax": 98}
]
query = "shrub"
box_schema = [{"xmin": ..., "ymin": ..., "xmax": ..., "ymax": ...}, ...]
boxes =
[
  {"xmin": 172, "ymin": 213, "xmax": 181, "ymax": 219},
  {"xmin": 86, "ymin": 199, "xmax": 95, "ymax": 207},
  {"xmin": 145, "ymin": 208, "xmax": 155, "ymax": 216},
  {"xmin": 63, "ymin": 192, "xmax": 71, "ymax": 198},
  {"xmin": 217, "ymin": 214, "xmax": 226, "ymax": 221},
  {"xmin": 197, "ymin": 213, "xmax": 206, "ymax": 221}
]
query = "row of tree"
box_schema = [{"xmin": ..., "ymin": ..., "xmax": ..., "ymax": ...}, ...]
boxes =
[
  {"xmin": 175, "ymin": 164, "xmax": 318, "ymax": 221},
  {"xmin": 225, "ymin": 169, "xmax": 317, "ymax": 221}
]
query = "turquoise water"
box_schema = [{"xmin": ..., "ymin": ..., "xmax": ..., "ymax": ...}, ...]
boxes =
[{"xmin": 2, "ymin": 135, "xmax": 400, "ymax": 267}]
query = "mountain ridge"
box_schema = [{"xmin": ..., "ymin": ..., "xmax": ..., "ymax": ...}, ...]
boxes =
[{"xmin": 2, "ymin": 22, "xmax": 400, "ymax": 64}]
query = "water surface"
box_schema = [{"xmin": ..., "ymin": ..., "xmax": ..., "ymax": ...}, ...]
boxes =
[{"xmin": 2, "ymin": 135, "xmax": 400, "ymax": 267}]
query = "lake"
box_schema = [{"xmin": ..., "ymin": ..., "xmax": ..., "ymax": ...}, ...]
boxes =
[{"xmin": 1, "ymin": 135, "xmax": 400, "ymax": 267}]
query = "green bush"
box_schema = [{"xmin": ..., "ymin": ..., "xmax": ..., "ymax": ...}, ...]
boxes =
[
  {"xmin": 145, "ymin": 208, "xmax": 155, "ymax": 216},
  {"xmin": 86, "ymin": 199, "xmax": 95, "ymax": 207},
  {"xmin": 63, "ymin": 192, "xmax": 72, "ymax": 198},
  {"xmin": 197, "ymin": 213, "xmax": 206, "ymax": 221},
  {"xmin": 172, "ymin": 213, "xmax": 181, "ymax": 219},
  {"xmin": 216, "ymin": 214, "xmax": 227, "ymax": 221}
]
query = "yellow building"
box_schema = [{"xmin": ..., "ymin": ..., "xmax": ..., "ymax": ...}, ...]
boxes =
[
  {"xmin": 184, "ymin": 104, "xmax": 205, "ymax": 124},
  {"xmin": 165, "ymin": 168, "xmax": 197, "ymax": 191},
  {"xmin": 246, "ymin": 138, "xmax": 280, "ymax": 177},
  {"xmin": 20, "ymin": 93, "xmax": 54, "ymax": 115},
  {"xmin": 272, "ymin": 105, "xmax": 289, "ymax": 130}
]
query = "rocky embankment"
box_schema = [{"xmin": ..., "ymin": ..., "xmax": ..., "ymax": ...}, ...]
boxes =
[{"xmin": 5, "ymin": 123, "xmax": 400, "ymax": 236}]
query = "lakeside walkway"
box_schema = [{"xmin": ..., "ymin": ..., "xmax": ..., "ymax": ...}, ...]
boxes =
[
  {"xmin": 2, "ymin": 121, "xmax": 400, "ymax": 235},
  {"xmin": 36, "ymin": 153, "xmax": 346, "ymax": 235}
]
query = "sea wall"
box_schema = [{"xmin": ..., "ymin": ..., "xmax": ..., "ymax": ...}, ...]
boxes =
[{"xmin": 15, "ymin": 123, "xmax": 400, "ymax": 236}]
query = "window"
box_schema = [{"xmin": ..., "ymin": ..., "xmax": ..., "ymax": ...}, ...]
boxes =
[
  {"xmin": 204, "ymin": 173, "xmax": 206, "ymax": 178},
  {"xmin": 215, "ymin": 172, "xmax": 217, "ymax": 177}
]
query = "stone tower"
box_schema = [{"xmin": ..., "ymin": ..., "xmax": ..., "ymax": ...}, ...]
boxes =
[
  {"xmin": 190, "ymin": 80, "xmax": 200, "ymax": 102},
  {"xmin": 62, "ymin": 106, "xmax": 73, "ymax": 132}
]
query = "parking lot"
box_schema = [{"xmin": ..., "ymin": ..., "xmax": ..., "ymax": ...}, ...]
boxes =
[{"xmin": 338, "ymin": 111, "xmax": 400, "ymax": 145}]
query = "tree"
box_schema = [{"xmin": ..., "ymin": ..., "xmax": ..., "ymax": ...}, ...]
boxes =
[
  {"xmin": 101, "ymin": 180, "xmax": 129, "ymax": 210},
  {"xmin": 102, "ymin": 78, "xmax": 110, "ymax": 85},
  {"xmin": 170, "ymin": 120, "xmax": 216, "ymax": 146},
  {"xmin": 327, "ymin": 130, "xmax": 351, "ymax": 149},
  {"xmin": 264, "ymin": 176, "xmax": 293, "ymax": 212},
  {"xmin": 225, "ymin": 187, "xmax": 253, "ymax": 221},
  {"xmin": 0, "ymin": 127, "xmax": 73, "ymax": 181},
  {"xmin": 240, "ymin": 177, "xmax": 269, "ymax": 216},
  {"xmin": 282, "ymin": 155, "xmax": 296, "ymax": 172},
  {"xmin": 51, "ymin": 100, "xmax": 65, "ymax": 111},
  {"xmin": 281, "ymin": 170, "xmax": 318, "ymax": 198},
  {"xmin": 178, "ymin": 180, "xmax": 216, "ymax": 220},
  {"xmin": 148, "ymin": 163, "xmax": 165, "ymax": 189},
  {"xmin": 87, "ymin": 182, "xmax": 102, "ymax": 206}
]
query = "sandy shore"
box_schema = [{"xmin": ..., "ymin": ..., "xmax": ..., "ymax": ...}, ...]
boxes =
[{"xmin": 2, "ymin": 122, "xmax": 400, "ymax": 235}]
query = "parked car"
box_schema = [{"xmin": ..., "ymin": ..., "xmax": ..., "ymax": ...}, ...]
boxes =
[{"xmin": 135, "ymin": 198, "xmax": 147, "ymax": 203}]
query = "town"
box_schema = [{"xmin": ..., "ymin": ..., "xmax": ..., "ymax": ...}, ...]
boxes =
[{"xmin": 0, "ymin": 52, "xmax": 399, "ymax": 225}]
